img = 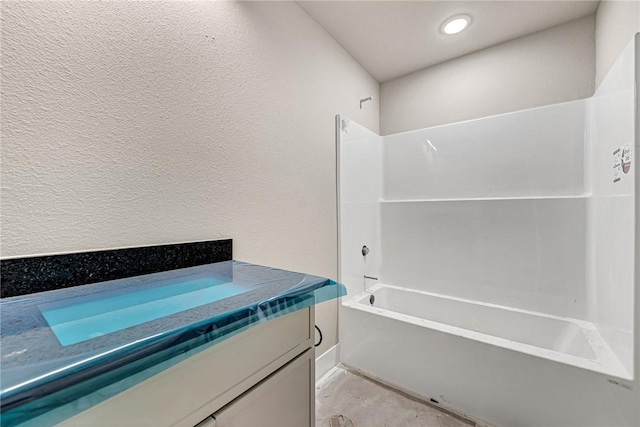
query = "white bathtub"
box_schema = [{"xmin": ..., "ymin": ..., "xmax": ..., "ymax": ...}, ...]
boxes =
[{"xmin": 340, "ymin": 284, "xmax": 635, "ymax": 427}]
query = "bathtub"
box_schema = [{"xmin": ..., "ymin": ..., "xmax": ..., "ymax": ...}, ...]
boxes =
[{"xmin": 340, "ymin": 284, "xmax": 636, "ymax": 427}]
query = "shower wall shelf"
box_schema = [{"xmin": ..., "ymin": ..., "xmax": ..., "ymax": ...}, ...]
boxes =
[{"xmin": 379, "ymin": 195, "xmax": 590, "ymax": 203}]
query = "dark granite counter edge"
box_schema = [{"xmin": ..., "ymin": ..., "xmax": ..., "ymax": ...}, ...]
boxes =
[{"xmin": 0, "ymin": 239, "xmax": 232, "ymax": 298}]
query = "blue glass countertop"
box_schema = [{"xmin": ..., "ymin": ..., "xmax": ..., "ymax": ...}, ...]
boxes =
[{"xmin": 0, "ymin": 261, "xmax": 345, "ymax": 426}]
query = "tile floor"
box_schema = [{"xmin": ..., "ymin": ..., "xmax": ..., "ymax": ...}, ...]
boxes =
[{"xmin": 316, "ymin": 367, "xmax": 478, "ymax": 427}]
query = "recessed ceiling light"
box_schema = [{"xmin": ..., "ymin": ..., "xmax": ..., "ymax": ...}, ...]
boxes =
[{"xmin": 441, "ymin": 15, "xmax": 471, "ymax": 35}]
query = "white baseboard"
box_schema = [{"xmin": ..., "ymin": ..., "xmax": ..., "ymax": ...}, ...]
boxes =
[{"xmin": 315, "ymin": 343, "xmax": 340, "ymax": 383}]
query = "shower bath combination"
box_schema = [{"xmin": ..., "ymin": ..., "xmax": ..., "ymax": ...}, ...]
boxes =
[{"xmin": 336, "ymin": 36, "xmax": 639, "ymax": 427}]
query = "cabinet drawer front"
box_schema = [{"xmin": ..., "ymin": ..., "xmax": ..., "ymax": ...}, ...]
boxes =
[
  {"xmin": 58, "ymin": 308, "xmax": 312, "ymax": 427},
  {"xmin": 213, "ymin": 348, "xmax": 314, "ymax": 427}
]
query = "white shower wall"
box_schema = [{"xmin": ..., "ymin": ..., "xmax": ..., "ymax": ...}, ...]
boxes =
[
  {"xmin": 381, "ymin": 198, "xmax": 588, "ymax": 319},
  {"xmin": 586, "ymin": 36, "xmax": 636, "ymax": 375},
  {"xmin": 380, "ymin": 100, "xmax": 590, "ymax": 320},
  {"xmin": 337, "ymin": 117, "xmax": 382, "ymax": 299},
  {"xmin": 338, "ymin": 103, "xmax": 593, "ymax": 321},
  {"xmin": 383, "ymin": 100, "xmax": 587, "ymax": 200}
]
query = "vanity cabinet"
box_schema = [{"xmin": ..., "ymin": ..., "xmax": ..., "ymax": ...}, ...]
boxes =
[{"xmin": 57, "ymin": 307, "xmax": 315, "ymax": 427}]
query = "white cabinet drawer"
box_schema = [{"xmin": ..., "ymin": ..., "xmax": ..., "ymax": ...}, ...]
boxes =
[
  {"xmin": 212, "ymin": 348, "xmax": 314, "ymax": 427},
  {"xmin": 58, "ymin": 308, "xmax": 312, "ymax": 427}
]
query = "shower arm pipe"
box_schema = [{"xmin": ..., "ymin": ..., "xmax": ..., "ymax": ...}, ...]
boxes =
[{"xmin": 360, "ymin": 96, "xmax": 373, "ymax": 109}]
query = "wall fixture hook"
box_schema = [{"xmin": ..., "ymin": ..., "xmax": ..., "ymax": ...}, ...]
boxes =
[
  {"xmin": 362, "ymin": 245, "xmax": 370, "ymax": 256},
  {"xmin": 360, "ymin": 96, "xmax": 373, "ymax": 109}
]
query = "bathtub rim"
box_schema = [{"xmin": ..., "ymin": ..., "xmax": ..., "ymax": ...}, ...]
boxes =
[{"xmin": 342, "ymin": 283, "xmax": 631, "ymax": 380}]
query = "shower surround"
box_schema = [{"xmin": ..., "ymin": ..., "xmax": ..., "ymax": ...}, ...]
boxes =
[{"xmin": 337, "ymin": 36, "xmax": 639, "ymax": 426}]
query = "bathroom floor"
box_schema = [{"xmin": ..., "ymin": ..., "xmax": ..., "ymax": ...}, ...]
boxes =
[{"xmin": 316, "ymin": 367, "xmax": 482, "ymax": 427}]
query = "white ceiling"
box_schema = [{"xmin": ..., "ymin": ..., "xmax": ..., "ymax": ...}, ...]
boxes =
[{"xmin": 297, "ymin": 1, "xmax": 600, "ymax": 82}]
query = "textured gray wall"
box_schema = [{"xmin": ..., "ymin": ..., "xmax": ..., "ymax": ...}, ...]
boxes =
[
  {"xmin": 595, "ymin": 1, "xmax": 640, "ymax": 88},
  {"xmin": 1, "ymin": 1, "xmax": 380, "ymax": 355},
  {"xmin": 380, "ymin": 16, "xmax": 595, "ymax": 135}
]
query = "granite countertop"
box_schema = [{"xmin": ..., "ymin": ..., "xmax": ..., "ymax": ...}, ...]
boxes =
[{"xmin": 0, "ymin": 261, "xmax": 344, "ymax": 426}]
